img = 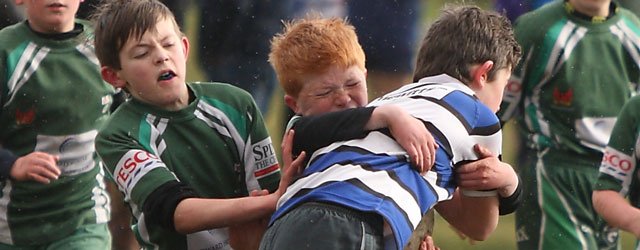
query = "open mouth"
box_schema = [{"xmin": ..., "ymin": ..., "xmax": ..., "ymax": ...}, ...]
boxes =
[
  {"xmin": 158, "ymin": 71, "xmax": 176, "ymax": 81},
  {"xmin": 47, "ymin": 3, "xmax": 65, "ymax": 8}
]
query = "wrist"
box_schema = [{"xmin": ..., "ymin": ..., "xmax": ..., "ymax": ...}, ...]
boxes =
[
  {"xmin": 498, "ymin": 168, "xmax": 519, "ymax": 198},
  {"xmin": 498, "ymin": 175, "xmax": 522, "ymax": 215}
]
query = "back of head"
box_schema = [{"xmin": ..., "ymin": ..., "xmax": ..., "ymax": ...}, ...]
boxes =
[
  {"xmin": 269, "ymin": 15, "xmax": 366, "ymax": 97},
  {"xmin": 92, "ymin": 0, "xmax": 181, "ymax": 69},
  {"xmin": 413, "ymin": 5, "xmax": 521, "ymax": 83}
]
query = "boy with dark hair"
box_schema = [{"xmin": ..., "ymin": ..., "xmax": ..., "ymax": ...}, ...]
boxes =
[
  {"xmin": 91, "ymin": 0, "xmax": 303, "ymax": 249},
  {"xmin": 0, "ymin": 0, "xmax": 120, "ymax": 249},
  {"xmin": 261, "ymin": 5, "xmax": 522, "ymax": 249},
  {"xmin": 499, "ymin": 0, "xmax": 640, "ymax": 249}
]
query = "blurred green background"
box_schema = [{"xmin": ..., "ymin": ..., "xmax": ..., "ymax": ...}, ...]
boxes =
[{"xmin": 181, "ymin": 0, "xmax": 637, "ymax": 249}]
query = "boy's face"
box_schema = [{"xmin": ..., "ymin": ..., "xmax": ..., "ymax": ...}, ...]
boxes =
[
  {"xmin": 16, "ymin": 0, "xmax": 83, "ymax": 33},
  {"xmin": 102, "ymin": 18, "xmax": 190, "ymax": 111},
  {"xmin": 285, "ymin": 65, "xmax": 368, "ymax": 116},
  {"xmin": 474, "ymin": 66, "xmax": 512, "ymax": 113}
]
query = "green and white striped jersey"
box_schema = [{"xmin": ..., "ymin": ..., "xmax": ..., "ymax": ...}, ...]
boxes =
[
  {"xmin": 96, "ymin": 82, "xmax": 280, "ymax": 250},
  {"xmin": 595, "ymin": 95, "xmax": 640, "ymax": 208},
  {"xmin": 499, "ymin": 1, "xmax": 640, "ymax": 164},
  {"xmin": 594, "ymin": 95, "xmax": 640, "ymax": 248},
  {"xmin": 0, "ymin": 21, "xmax": 114, "ymax": 245}
]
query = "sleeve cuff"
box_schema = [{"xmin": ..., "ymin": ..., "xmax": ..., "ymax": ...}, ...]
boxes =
[{"xmin": 0, "ymin": 149, "xmax": 17, "ymax": 181}]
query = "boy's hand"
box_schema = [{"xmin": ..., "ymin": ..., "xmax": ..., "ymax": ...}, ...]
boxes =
[
  {"xmin": 11, "ymin": 152, "xmax": 61, "ymax": 184},
  {"xmin": 456, "ymin": 144, "xmax": 517, "ymax": 196},
  {"xmin": 384, "ymin": 106, "xmax": 437, "ymax": 174},
  {"xmin": 419, "ymin": 234, "xmax": 440, "ymax": 250},
  {"xmin": 276, "ymin": 130, "xmax": 306, "ymax": 196}
]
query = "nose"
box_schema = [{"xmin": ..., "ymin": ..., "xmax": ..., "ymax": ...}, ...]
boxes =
[
  {"xmin": 333, "ymin": 88, "xmax": 351, "ymax": 107},
  {"xmin": 155, "ymin": 53, "xmax": 169, "ymax": 64}
]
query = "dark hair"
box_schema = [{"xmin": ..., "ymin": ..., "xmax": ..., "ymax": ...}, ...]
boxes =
[
  {"xmin": 91, "ymin": 0, "xmax": 182, "ymax": 69},
  {"xmin": 413, "ymin": 5, "xmax": 521, "ymax": 83}
]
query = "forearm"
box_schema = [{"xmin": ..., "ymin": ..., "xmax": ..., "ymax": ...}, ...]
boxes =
[
  {"xmin": 292, "ymin": 107, "xmax": 374, "ymax": 154},
  {"xmin": 593, "ymin": 190, "xmax": 640, "ymax": 237},
  {"xmin": 173, "ymin": 194, "xmax": 278, "ymax": 234},
  {"xmin": 435, "ymin": 190, "xmax": 499, "ymax": 241},
  {"xmin": 365, "ymin": 105, "xmax": 406, "ymax": 131},
  {"xmin": 106, "ymin": 181, "xmax": 139, "ymax": 250}
]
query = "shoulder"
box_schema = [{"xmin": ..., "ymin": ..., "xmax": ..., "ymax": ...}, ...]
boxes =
[
  {"xmin": 188, "ymin": 82, "xmax": 257, "ymax": 108},
  {"xmin": 98, "ymin": 102, "xmax": 142, "ymax": 138},
  {"xmin": 189, "ymin": 82, "xmax": 252, "ymax": 98},
  {"xmin": 514, "ymin": 1, "xmax": 565, "ymax": 42},
  {"xmin": 618, "ymin": 95, "xmax": 640, "ymax": 119},
  {"xmin": 0, "ymin": 22, "xmax": 28, "ymax": 49},
  {"xmin": 617, "ymin": 9, "xmax": 640, "ymax": 29}
]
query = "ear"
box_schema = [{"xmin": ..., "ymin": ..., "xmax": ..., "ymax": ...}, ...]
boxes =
[
  {"xmin": 284, "ymin": 94, "xmax": 299, "ymax": 114},
  {"xmin": 470, "ymin": 60, "xmax": 494, "ymax": 89},
  {"xmin": 101, "ymin": 66, "xmax": 126, "ymax": 89},
  {"xmin": 181, "ymin": 36, "xmax": 190, "ymax": 60}
]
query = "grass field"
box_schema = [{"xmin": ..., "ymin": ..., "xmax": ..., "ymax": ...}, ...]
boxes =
[{"xmin": 432, "ymin": 212, "xmax": 637, "ymax": 250}]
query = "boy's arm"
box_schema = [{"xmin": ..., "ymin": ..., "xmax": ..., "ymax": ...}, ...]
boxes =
[
  {"xmin": 291, "ymin": 107, "xmax": 376, "ymax": 155},
  {"xmin": 0, "ymin": 149, "xmax": 60, "ymax": 183},
  {"xmin": 434, "ymin": 145, "xmax": 521, "ymax": 240},
  {"xmin": 592, "ymin": 190, "xmax": 640, "ymax": 238},
  {"xmin": 592, "ymin": 97, "xmax": 640, "ymax": 237},
  {"xmin": 434, "ymin": 190, "xmax": 499, "ymax": 241},
  {"xmin": 456, "ymin": 144, "xmax": 521, "ymax": 215},
  {"xmin": 106, "ymin": 180, "xmax": 140, "ymax": 250},
  {"xmin": 293, "ymin": 105, "xmax": 437, "ymax": 171},
  {"xmin": 173, "ymin": 130, "xmax": 305, "ymax": 234}
]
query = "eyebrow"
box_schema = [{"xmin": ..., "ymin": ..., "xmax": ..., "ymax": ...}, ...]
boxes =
[{"xmin": 131, "ymin": 35, "xmax": 174, "ymax": 49}]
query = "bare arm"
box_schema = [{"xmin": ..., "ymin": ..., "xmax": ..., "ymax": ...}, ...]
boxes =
[
  {"xmin": 434, "ymin": 144, "xmax": 518, "ymax": 240},
  {"xmin": 106, "ymin": 181, "xmax": 140, "ymax": 250},
  {"xmin": 173, "ymin": 130, "xmax": 306, "ymax": 234},
  {"xmin": 434, "ymin": 189, "xmax": 499, "ymax": 241},
  {"xmin": 366, "ymin": 105, "xmax": 438, "ymax": 173},
  {"xmin": 593, "ymin": 190, "xmax": 640, "ymax": 238}
]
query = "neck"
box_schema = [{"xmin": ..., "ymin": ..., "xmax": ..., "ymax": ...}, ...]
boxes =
[{"xmin": 568, "ymin": 0, "xmax": 611, "ymax": 17}]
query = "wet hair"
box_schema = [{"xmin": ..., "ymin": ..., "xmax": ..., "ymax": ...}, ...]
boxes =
[
  {"xmin": 91, "ymin": 0, "xmax": 182, "ymax": 69},
  {"xmin": 269, "ymin": 15, "xmax": 366, "ymax": 97},
  {"xmin": 413, "ymin": 5, "xmax": 521, "ymax": 83}
]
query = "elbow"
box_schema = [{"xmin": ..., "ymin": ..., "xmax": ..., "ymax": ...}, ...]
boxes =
[
  {"xmin": 466, "ymin": 224, "xmax": 497, "ymax": 241},
  {"xmin": 459, "ymin": 218, "xmax": 498, "ymax": 241}
]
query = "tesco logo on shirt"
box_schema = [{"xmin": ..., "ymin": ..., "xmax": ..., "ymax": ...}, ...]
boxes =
[
  {"xmin": 601, "ymin": 148, "xmax": 634, "ymax": 175},
  {"xmin": 115, "ymin": 150, "xmax": 161, "ymax": 189}
]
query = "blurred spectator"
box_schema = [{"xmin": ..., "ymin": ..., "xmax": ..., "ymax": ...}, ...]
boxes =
[
  {"xmin": 0, "ymin": 0, "xmax": 23, "ymax": 29},
  {"xmin": 618, "ymin": 0, "xmax": 640, "ymax": 15},
  {"xmin": 348, "ymin": 0, "xmax": 422, "ymax": 98},
  {"xmin": 496, "ymin": 0, "xmax": 639, "ymax": 22},
  {"xmin": 196, "ymin": 0, "xmax": 290, "ymax": 113},
  {"xmin": 495, "ymin": 0, "xmax": 552, "ymax": 22}
]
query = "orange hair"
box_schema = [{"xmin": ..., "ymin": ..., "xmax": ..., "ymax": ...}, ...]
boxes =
[{"xmin": 269, "ymin": 16, "xmax": 366, "ymax": 97}]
